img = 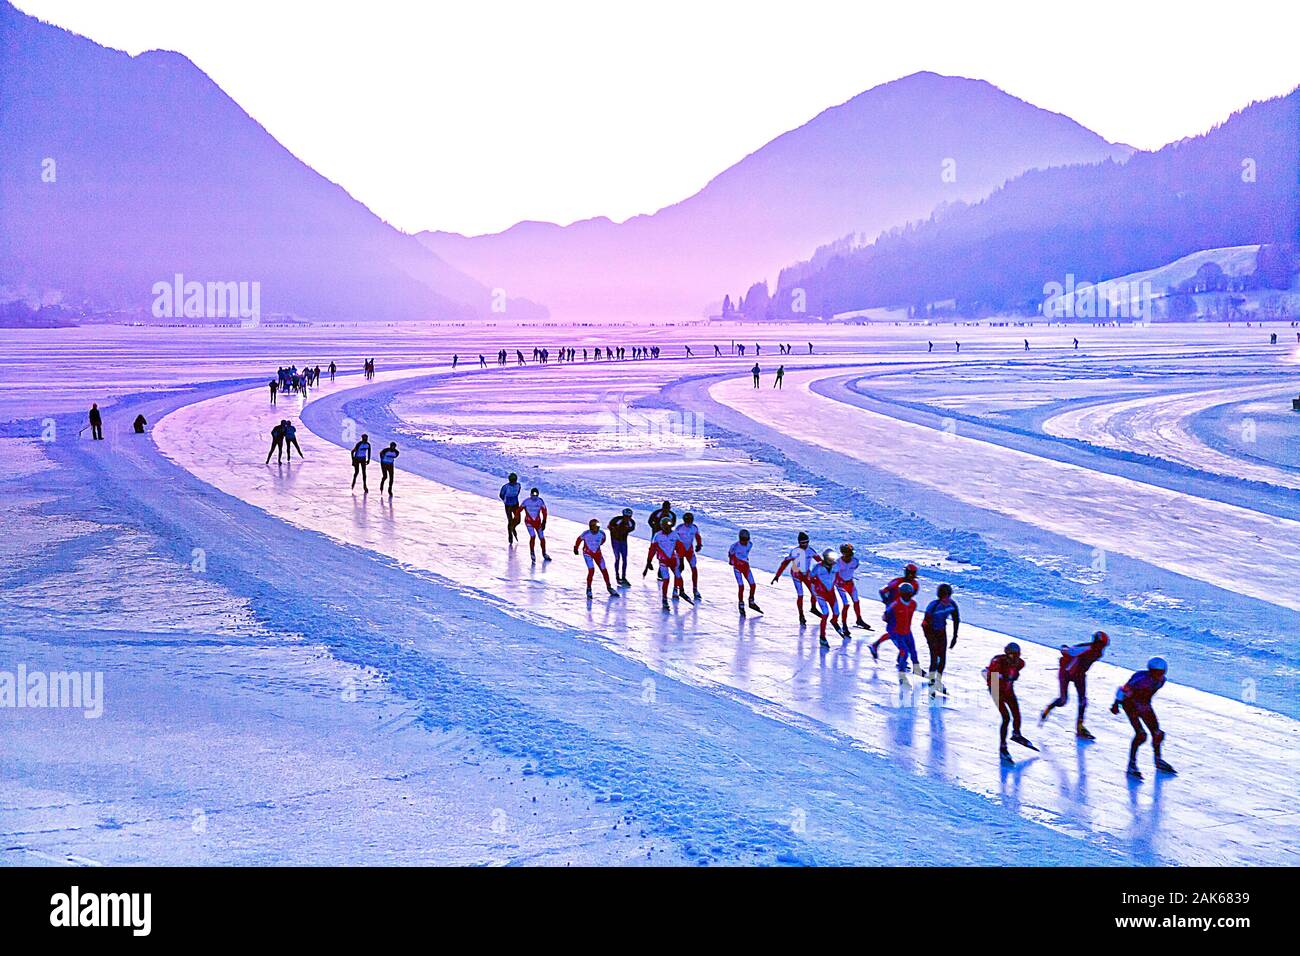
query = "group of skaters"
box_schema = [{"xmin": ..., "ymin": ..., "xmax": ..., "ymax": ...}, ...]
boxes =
[
  {"xmin": 263, "ymin": 416, "xmax": 402, "ymax": 497},
  {"xmin": 452, "ymin": 343, "xmax": 818, "ymax": 369},
  {"xmin": 269, "ymin": 362, "xmax": 338, "ymax": 404},
  {"xmin": 732, "ymin": 342, "xmax": 813, "ymax": 356},
  {"xmin": 495, "ymin": 478, "xmax": 1176, "ymax": 777},
  {"xmin": 448, "ymin": 347, "xmax": 791, "ymax": 390},
  {"xmin": 456, "ymin": 346, "xmax": 669, "ymax": 368}
]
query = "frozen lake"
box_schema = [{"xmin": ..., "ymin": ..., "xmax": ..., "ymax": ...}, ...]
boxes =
[{"xmin": 2, "ymin": 320, "xmax": 1297, "ymax": 865}]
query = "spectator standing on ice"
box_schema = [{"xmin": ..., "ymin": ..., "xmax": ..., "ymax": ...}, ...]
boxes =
[
  {"xmin": 774, "ymin": 365, "xmax": 784, "ymax": 388},
  {"xmin": 87, "ymin": 403, "xmax": 104, "ymax": 440},
  {"xmin": 751, "ymin": 363, "xmax": 761, "ymax": 387}
]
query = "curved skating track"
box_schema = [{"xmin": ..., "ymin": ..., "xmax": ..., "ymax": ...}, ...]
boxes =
[
  {"xmin": 1042, "ymin": 382, "xmax": 1300, "ymax": 492},
  {"xmin": 153, "ymin": 363, "xmax": 1300, "ymax": 866},
  {"xmin": 712, "ymin": 369, "xmax": 1300, "ymax": 612}
]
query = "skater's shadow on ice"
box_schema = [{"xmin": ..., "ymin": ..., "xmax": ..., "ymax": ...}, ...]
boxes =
[
  {"xmin": 1121, "ymin": 769, "xmax": 1171, "ymax": 862},
  {"xmin": 884, "ymin": 682, "xmax": 918, "ymax": 752},
  {"xmin": 997, "ymin": 753, "xmax": 1040, "ymax": 801}
]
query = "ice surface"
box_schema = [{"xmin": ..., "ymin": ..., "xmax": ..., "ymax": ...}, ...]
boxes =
[
  {"xmin": 713, "ymin": 370, "xmax": 1300, "ymax": 611},
  {"xmin": 152, "ymin": 368, "xmax": 1300, "ymax": 865},
  {"xmin": 5, "ymin": 321, "xmax": 1298, "ymax": 866},
  {"xmin": 1043, "ymin": 383, "xmax": 1300, "ymax": 490}
]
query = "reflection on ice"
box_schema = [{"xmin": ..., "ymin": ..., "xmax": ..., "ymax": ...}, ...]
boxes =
[{"xmin": 155, "ymin": 368, "xmax": 1300, "ymax": 866}]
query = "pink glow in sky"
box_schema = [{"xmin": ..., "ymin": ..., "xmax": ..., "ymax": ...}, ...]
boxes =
[{"xmin": 12, "ymin": 0, "xmax": 1299, "ymax": 235}]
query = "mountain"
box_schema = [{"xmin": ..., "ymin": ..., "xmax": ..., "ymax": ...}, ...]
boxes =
[
  {"xmin": 0, "ymin": 1, "xmax": 542, "ymax": 322},
  {"xmin": 764, "ymin": 89, "xmax": 1300, "ymax": 320},
  {"xmin": 419, "ymin": 71, "xmax": 1132, "ymax": 321}
]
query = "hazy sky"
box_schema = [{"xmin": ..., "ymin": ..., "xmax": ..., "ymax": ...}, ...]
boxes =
[{"xmin": 15, "ymin": 0, "xmax": 1298, "ymax": 235}]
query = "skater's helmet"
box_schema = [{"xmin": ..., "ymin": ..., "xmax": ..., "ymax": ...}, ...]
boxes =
[
  {"xmin": 821, "ymin": 548, "xmax": 836, "ymax": 565},
  {"xmin": 1147, "ymin": 656, "xmax": 1168, "ymax": 673},
  {"xmin": 588, "ymin": 518, "xmax": 600, "ymax": 530},
  {"xmin": 1092, "ymin": 630, "xmax": 1110, "ymax": 647},
  {"xmin": 937, "ymin": 582, "xmax": 953, "ymax": 598},
  {"xmin": 1004, "ymin": 642, "xmax": 1021, "ymax": 655},
  {"xmin": 738, "ymin": 529, "xmax": 750, "ymax": 542},
  {"xmin": 530, "ymin": 487, "xmax": 540, "ymax": 495},
  {"xmin": 904, "ymin": 563, "xmax": 918, "ymax": 575},
  {"xmin": 683, "ymin": 512, "xmax": 694, "ymax": 523},
  {"xmin": 622, "ymin": 508, "xmax": 633, "ymax": 517},
  {"xmin": 899, "ymin": 582, "xmax": 916, "ymax": 597},
  {"xmin": 797, "ymin": 531, "xmax": 809, "ymax": 544},
  {"xmin": 840, "ymin": 542, "xmax": 854, "ymax": 556}
]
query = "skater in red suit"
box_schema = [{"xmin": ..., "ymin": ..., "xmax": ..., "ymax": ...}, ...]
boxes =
[
  {"xmin": 1041, "ymin": 630, "xmax": 1109, "ymax": 738},
  {"xmin": 870, "ymin": 563, "xmax": 919, "ymax": 659},
  {"xmin": 984, "ymin": 642, "xmax": 1036, "ymax": 762}
]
